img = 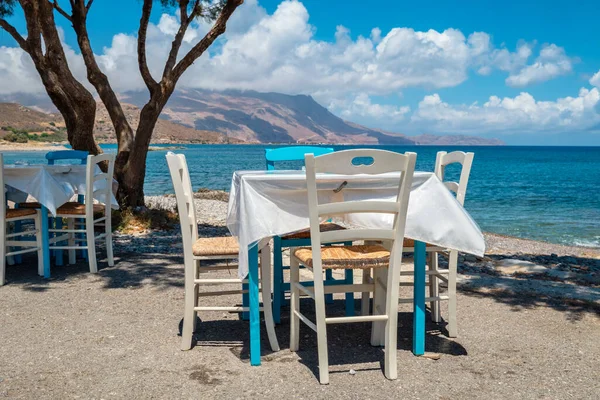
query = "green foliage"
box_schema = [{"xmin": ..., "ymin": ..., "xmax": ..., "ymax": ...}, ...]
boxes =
[
  {"xmin": 0, "ymin": 0, "xmax": 16, "ymax": 18},
  {"xmin": 4, "ymin": 132, "xmax": 28, "ymax": 143},
  {"xmin": 157, "ymin": 0, "xmax": 225, "ymax": 21}
]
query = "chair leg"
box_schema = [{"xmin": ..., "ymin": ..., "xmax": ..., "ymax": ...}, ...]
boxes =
[
  {"xmin": 361, "ymin": 268, "xmax": 371, "ymax": 316},
  {"xmin": 371, "ymin": 267, "xmax": 385, "ymax": 347},
  {"xmin": 260, "ymin": 244, "xmax": 280, "ymax": 352},
  {"xmin": 13, "ymin": 220, "xmax": 22, "ymax": 264},
  {"xmin": 0, "ymin": 223, "xmax": 6, "ymax": 286},
  {"xmin": 67, "ymin": 219, "xmax": 76, "ymax": 265},
  {"xmin": 273, "ymin": 238, "xmax": 283, "ymax": 324},
  {"xmin": 289, "ymin": 255, "xmax": 300, "ymax": 352},
  {"xmin": 181, "ymin": 257, "xmax": 198, "ymax": 351},
  {"xmin": 106, "ymin": 211, "xmax": 114, "ymax": 267},
  {"xmin": 35, "ymin": 214, "xmax": 44, "ymax": 276},
  {"xmin": 314, "ymin": 269, "xmax": 330, "ymax": 385},
  {"xmin": 447, "ymin": 250, "xmax": 458, "ymax": 338},
  {"xmin": 86, "ymin": 216, "xmax": 97, "ymax": 273},
  {"xmin": 344, "ymin": 269, "xmax": 355, "ymax": 316},
  {"xmin": 384, "ymin": 264, "xmax": 401, "ymax": 381},
  {"xmin": 55, "ymin": 218, "xmax": 64, "ymax": 266},
  {"xmin": 429, "ymin": 252, "xmax": 441, "ymax": 323},
  {"xmin": 324, "ymin": 269, "xmax": 334, "ymax": 304}
]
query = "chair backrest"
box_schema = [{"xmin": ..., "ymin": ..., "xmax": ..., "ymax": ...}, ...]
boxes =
[
  {"xmin": 434, "ymin": 151, "xmax": 474, "ymax": 206},
  {"xmin": 265, "ymin": 146, "xmax": 334, "ymax": 170},
  {"xmin": 165, "ymin": 153, "xmax": 198, "ymax": 260},
  {"xmin": 46, "ymin": 150, "xmax": 89, "ymax": 165},
  {"xmin": 85, "ymin": 153, "xmax": 115, "ymax": 214},
  {"xmin": 305, "ymin": 149, "xmax": 417, "ymax": 275},
  {"xmin": 0, "ymin": 153, "xmax": 6, "ymax": 222}
]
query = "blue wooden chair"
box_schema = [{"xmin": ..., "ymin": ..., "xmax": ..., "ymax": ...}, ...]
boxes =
[
  {"xmin": 264, "ymin": 146, "xmax": 355, "ymax": 324},
  {"xmin": 16, "ymin": 150, "xmax": 89, "ymax": 265}
]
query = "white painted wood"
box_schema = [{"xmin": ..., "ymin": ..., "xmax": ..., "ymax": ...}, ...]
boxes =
[
  {"xmin": 1, "ymin": 154, "xmax": 43, "ymax": 285},
  {"xmin": 166, "ymin": 153, "xmax": 279, "ymax": 353},
  {"xmin": 289, "ymin": 149, "xmax": 417, "ymax": 383},
  {"xmin": 289, "ymin": 253, "xmax": 301, "ymax": 351},
  {"xmin": 49, "ymin": 153, "xmax": 116, "ymax": 274},
  {"xmin": 397, "ymin": 150, "xmax": 474, "ymax": 336},
  {"xmin": 361, "ymin": 269, "xmax": 371, "ymax": 316}
]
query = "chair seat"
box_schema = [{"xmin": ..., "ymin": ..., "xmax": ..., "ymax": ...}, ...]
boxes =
[
  {"xmin": 282, "ymin": 222, "xmax": 345, "ymax": 240},
  {"xmin": 192, "ymin": 236, "xmax": 239, "ymax": 257},
  {"xmin": 56, "ymin": 202, "xmax": 104, "ymax": 215},
  {"xmin": 293, "ymin": 244, "xmax": 390, "ymax": 270},
  {"xmin": 6, "ymin": 208, "xmax": 37, "ymax": 219},
  {"xmin": 403, "ymin": 238, "xmax": 446, "ymax": 249},
  {"xmin": 17, "ymin": 202, "xmax": 41, "ymax": 209}
]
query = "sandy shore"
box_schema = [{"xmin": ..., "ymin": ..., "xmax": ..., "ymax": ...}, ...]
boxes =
[
  {"xmin": 0, "ymin": 141, "xmax": 68, "ymax": 151},
  {"xmin": 0, "ymin": 195, "xmax": 598, "ymax": 398}
]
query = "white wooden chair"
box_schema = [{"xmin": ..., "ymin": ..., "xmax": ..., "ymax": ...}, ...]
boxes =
[
  {"xmin": 289, "ymin": 149, "xmax": 417, "ymax": 384},
  {"xmin": 1, "ymin": 154, "xmax": 44, "ymax": 285},
  {"xmin": 401, "ymin": 151, "xmax": 474, "ymax": 338},
  {"xmin": 165, "ymin": 153, "xmax": 279, "ymax": 353},
  {"xmin": 48, "ymin": 154, "xmax": 115, "ymax": 273}
]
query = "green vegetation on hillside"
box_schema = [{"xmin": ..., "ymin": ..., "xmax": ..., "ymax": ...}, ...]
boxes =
[{"xmin": 1, "ymin": 126, "xmax": 67, "ymax": 143}]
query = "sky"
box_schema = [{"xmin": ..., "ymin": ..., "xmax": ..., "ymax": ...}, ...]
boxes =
[{"xmin": 1, "ymin": 0, "xmax": 600, "ymax": 145}]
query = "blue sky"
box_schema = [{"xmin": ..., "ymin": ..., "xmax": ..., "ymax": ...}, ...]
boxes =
[{"xmin": 1, "ymin": 0, "xmax": 600, "ymax": 145}]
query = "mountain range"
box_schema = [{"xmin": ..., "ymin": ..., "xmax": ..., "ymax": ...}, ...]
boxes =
[{"xmin": 1, "ymin": 89, "xmax": 503, "ymax": 145}]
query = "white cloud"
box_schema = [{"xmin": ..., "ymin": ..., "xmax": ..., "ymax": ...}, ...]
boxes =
[
  {"xmin": 590, "ymin": 70, "xmax": 600, "ymax": 88},
  {"xmin": 412, "ymin": 88, "xmax": 600, "ymax": 133},
  {"xmin": 0, "ymin": 0, "xmax": 594, "ymax": 136},
  {"xmin": 505, "ymin": 44, "xmax": 573, "ymax": 87},
  {"xmin": 329, "ymin": 93, "xmax": 410, "ymax": 121}
]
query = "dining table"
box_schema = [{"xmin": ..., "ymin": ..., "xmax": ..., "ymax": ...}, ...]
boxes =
[
  {"xmin": 3, "ymin": 163, "xmax": 118, "ymax": 277},
  {"xmin": 227, "ymin": 169, "xmax": 485, "ymax": 366}
]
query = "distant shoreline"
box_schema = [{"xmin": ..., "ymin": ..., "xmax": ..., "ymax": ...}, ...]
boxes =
[{"xmin": 0, "ymin": 142, "xmax": 68, "ymax": 152}]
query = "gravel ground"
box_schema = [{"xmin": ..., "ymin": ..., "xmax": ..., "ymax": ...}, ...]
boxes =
[{"xmin": 1, "ymin": 196, "xmax": 599, "ymax": 398}]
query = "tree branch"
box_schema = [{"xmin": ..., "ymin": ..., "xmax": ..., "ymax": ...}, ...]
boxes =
[
  {"xmin": 0, "ymin": 18, "xmax": 29, "ymax": 51},
  {"xmin": 138, "ymin": 0, "xmax": 158, "ymax": 92},
  {"xmin": 171, "ymin": 0, "xmax": 242, "ymax": 81},
  {"xmin": 161, "ymin": 0, "xmax": 194, "ymax": 79},
  {"xmin": 85, "ymin": 0, "xmax": 93, "ymax": 12},
  {"xmin": 51, "ymin": 0, "xmax": 72, "ymax": 22}
]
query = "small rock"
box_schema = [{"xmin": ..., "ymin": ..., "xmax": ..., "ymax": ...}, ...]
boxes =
[
  {"xmin": 494, "ymin": 259, "xmax": 547, "ymax": 275},
  {"xmin": 349, "ymin": 369, "xmax": 356, "ymax": 375},
  {"xmin": 545, "ymin": 269, "xmax": 576, "ymax": 280},
  {"xmin": 421, "ymin": 352, "xmax": 441, "ymax": 360}
]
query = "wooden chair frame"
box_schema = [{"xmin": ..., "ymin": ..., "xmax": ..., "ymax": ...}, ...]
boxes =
[
  {"xmin": 289, "ymin": 149, "xmax": 416, "ymax": 384},
  {"xmin": 47, "ymin": 154, "xmax": 115, "ymax": 273},
  {"xmin": 166, "ymin": 152, "xmax": 279, "ymax": 352},
  {"xmin": 266, "ymin": 146, "xmax": 355, "ymax": 324},
  {"xmin": 1, "ymin": 154, "xmax": 44, "ymax": 285},
  {"xmin": 400, "ymin": 151, "xmax": 474, "ymax": 338}
]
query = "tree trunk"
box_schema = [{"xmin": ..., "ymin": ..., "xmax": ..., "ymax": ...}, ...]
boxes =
[{"xmin": 117, "ymin": 90, "xmax": 171, "ymax": 207}]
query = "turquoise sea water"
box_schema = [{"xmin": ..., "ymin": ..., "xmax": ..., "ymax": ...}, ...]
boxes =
[{"xmin": 3, "ymin": 144, "xmax": 600, "ymax": 248}]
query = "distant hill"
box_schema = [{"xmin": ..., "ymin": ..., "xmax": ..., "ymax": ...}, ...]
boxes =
[
  {"xmin": 0, "ymin": 102, "xmax": 238, "ymax": 144},
  {"xmin": 1, "ymin": 89, "xmax": 504, "ymax": 145},
  {"xmin": 124, "ymin": 89, "xmax": 503, "ymax": 145}
]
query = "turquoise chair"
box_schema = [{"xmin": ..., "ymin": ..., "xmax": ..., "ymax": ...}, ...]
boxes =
[
  {"xmin": 15, "ymin": 150, "xmax": 89, "ymax": 265},
  {"xmin": 46, "ymin": 150, "xmax": 89, "ymax": 265},
  {"xmin": 264, "ymin": 146, "xmax": 355, "ymax": 324}
]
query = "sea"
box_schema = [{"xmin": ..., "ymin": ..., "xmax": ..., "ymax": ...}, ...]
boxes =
[{"xmin": 3, "ymin": 144, "xmax": 599, "ymax": 249}]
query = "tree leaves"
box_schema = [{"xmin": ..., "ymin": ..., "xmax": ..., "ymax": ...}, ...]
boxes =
[{"xmin": 0, "ymin": 0, "xmax": 17, "ymax": 18}]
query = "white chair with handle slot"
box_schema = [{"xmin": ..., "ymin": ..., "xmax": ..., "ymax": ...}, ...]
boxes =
[
  {"xmin": 289, "ymin": 149, "xmax": 416, "ymax": 384},
  {"xmin": 166, "ymin": 152, "xmax": 279, "ymax": 353}
]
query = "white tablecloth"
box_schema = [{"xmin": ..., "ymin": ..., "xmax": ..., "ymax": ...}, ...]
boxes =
[
  {"xmin": 3, "ymin": 165, "xmax": 119, "ymax": 215},
  {"xmin": 227, "ymin": 170, "xmax": 485, "ymax": 278}
]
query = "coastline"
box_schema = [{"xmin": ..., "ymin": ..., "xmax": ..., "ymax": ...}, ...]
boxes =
[{"xmin": 0, "ymin": 141, "xmax": 68, "ymax": 152}]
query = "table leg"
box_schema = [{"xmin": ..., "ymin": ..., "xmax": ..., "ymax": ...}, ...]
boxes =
[
  {"xmin": 41, "ymin": 206, "xmax": 51, "ymax": 279},
  {"xmin": 413, "ymin": 240, "xmax": 426, "ymax": 356},
  {"xmin": 248, "ymin": 243, "xmax": 261, "ymax": 366}
]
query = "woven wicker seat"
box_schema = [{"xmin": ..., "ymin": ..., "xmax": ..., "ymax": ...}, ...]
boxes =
[
  {"xmin": 17, "ymin": 202, "xmax": 41, "ymax": 209},
  {"xmin": 293, "ymin": 244, "xmax": 390, "ymax": 270},
  {"xmin": 282, "ymin": 222, "xmax": 345, "ymax": 240},
  {"xmin": 192, "ymin": 236, "xmax": 239, "ymax": 256},
  {"xmin": 5, "ymin": 208, "xmax": 37, "ymax": 218},
  {"xmin": 56, "ymin": 202, "xmax": 104, "ymax": 215}
]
